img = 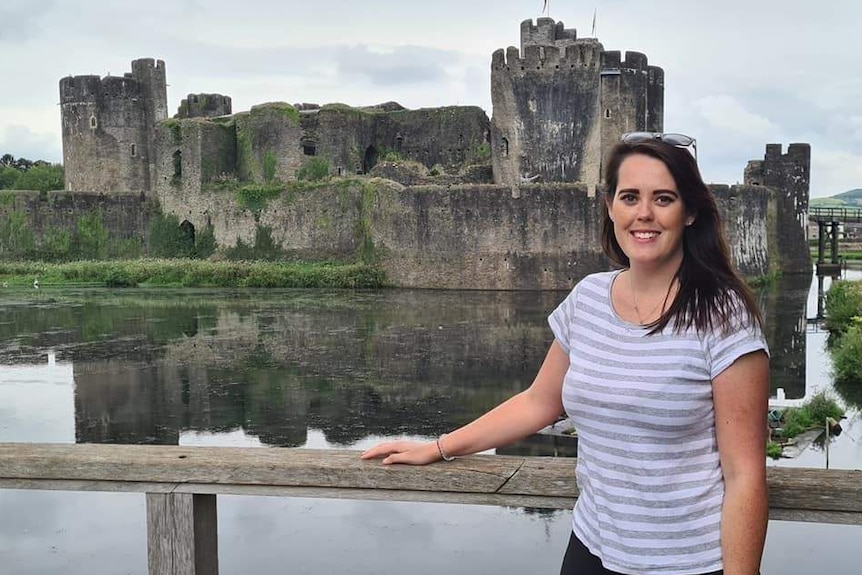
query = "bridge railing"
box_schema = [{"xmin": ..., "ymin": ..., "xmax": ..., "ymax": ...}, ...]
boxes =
[
  {"xmin": 809, "ymin": 206, "xmax": 862, "ymax": 223},
  {"xmin": 2, "ymin": 443, "xmax": 861, "ymax": 575}
]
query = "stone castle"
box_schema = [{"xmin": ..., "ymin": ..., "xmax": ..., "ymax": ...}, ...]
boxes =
[
  {"xmin": 60, "ymin": 18, "xmax": 668, "ymax": 196},
  {"xmin": 47, "ymin": 17, "xmax": 809, "ymax": 288}
]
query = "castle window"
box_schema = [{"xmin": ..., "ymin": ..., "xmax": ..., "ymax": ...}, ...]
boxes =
[
  {"xmin": 303, "ymin": 142, "xmax": 316, "ymax": 156},
  {"xmin": 130, "ymin": 143, "xmax": 137, "ymax": 157},
  {"xmin": 604, "ymin": 108, "xmax": 611, "ymax": 119},
  {"xmin": 395, "ymin": 133, "xmax": 403, "ymax": 151},
  {"xmin": 192, "ymin": 95, "xmax": 199, "ymax": 103},
  {"xmin": 501, "ymin": 138, "xmax": 509, "ymax": 157},
  {"xmin": 89, "ymin": 115, "xmax": 97, "ymax": 129},
  {"xmin": 173, "ymin": 150, "xmax": 182, "ymax": 181}
]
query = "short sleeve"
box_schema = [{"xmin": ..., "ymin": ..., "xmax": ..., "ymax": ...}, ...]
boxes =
[
  {"xmin": 706, "ymin": 310, "xmax": 770, "ymax": 380},
  {"xmin": 548, "ymin": 283, "xmax": 580, "ymax": 354}
]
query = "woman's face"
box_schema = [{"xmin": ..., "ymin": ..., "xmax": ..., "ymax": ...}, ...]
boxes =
[{"xmin": 607, "ymin": 153, "xmax": 691, "ymax": 271}]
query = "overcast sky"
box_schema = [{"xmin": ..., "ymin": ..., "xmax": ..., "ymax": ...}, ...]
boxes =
[{"xmin": 1, "ymin": 0, "xmax": 859, "ymax": 197}]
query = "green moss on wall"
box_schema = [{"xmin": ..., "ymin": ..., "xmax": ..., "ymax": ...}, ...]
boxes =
[
  {"xmin": 252, "ymin": 102, "xmax": 300, "ymax": 125},
  {"xmin": 163, "ymin": 119, "xmax": 183, "ymax": 145}
]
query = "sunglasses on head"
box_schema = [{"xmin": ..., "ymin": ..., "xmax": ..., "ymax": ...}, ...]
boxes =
[{"xmin": 621, "ymin": 132, "xmax": 697, "ymax": 160}]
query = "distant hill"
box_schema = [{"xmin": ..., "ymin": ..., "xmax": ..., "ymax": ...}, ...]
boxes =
[{"xmin": 810, "ymin": 188, "xmax": 862, "ymax": 208}]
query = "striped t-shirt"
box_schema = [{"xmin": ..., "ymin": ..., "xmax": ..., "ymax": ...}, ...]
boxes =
[{"xmin": 548, "ymin": 270, "xmax": 768, "ymax": 575}]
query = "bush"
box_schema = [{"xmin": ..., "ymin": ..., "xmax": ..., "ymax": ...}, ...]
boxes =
[
  {"xmin": 833, "ymin": 324, "xmax": 862, "ymax": 384},
  {"xmin": 779, "ymin": 391, "xmax": 845, "ymax": 438},
  {"xmin": 824, "ymin": 280, "xmax": 862, "ymax": 334}
]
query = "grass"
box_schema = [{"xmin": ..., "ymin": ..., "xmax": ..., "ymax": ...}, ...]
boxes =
[{"xmin": 0, "ymin": 259, "xmax": 387, "ymax": 289}]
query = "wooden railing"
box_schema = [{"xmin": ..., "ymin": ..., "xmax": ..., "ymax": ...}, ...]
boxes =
[
  {"xmin": 2, "ymin": 443, "xmax": 861, "ymax": 575},
  {"xmin": 809, "ymin": 206, "xmax": 862, "ymax": 223}
]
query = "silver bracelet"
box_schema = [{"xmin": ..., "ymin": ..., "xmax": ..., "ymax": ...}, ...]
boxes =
[{"xmin": 436, "ymin": 435, "xmax": 456, "ymax": 462}]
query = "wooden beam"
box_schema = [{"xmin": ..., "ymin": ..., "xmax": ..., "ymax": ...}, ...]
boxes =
[{"xmin": 1, "ymin": 443, "xmax": 860, "ymax": 524}]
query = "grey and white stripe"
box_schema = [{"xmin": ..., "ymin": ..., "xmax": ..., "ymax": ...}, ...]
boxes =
[{"xmin": 549, "ymin": 270, "xmax": 768, "ymax": 575}]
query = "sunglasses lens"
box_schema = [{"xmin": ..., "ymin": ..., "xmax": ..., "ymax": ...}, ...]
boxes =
[
  {"xmin": 660, "ymin": 134, "xmax": 694, "ymax": 147},
  {"xmin": 620, "ymin": 131, "xmax": 697, "ymax": 160},
  {"xmin": 622, "ymin": 132, "xmax": 654, "ymax": 144}
]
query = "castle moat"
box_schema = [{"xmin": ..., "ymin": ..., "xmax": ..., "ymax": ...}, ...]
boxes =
[{"xmin": 0, "ymin": 269, "xmax": 860, "ymax": 574}]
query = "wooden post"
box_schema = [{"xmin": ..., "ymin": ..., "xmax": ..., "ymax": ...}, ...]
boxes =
[
  {"xmin": 146, "ymin": 493, "xmax": 218, "ymax": 575},
  {"xmin": 817, "ymin": 220, "xmax": 826, "ymax": 264}
]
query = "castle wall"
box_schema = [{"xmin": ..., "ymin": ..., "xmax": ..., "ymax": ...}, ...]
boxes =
[
  {"xmin": 154, "ymin": 118, "xmax": 237, "ymax": 199},
  {"xmin": 236, "ymin": 103, "xmax": 305, "ymax": 182},
  {"xmin": 0, "ymin": 190, "xmax": 153, "ymax": 246},
  {"xmin": 153, "ymin": 180, "xmax": 773, "ymax": 289}
]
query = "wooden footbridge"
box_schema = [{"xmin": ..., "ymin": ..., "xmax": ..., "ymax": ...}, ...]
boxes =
[
  {"xmin": 809, "ymin": 206, "xmax": 862, "ymax": 274},
  {"xmin": 1, "ymin": 443, "xmax": 861, "ymax": 575}
]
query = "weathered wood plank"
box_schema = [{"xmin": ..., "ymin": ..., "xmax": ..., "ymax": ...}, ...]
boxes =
[
  {"xmin": 0, "ymin": 443, "xmax": 520, "ymax": 494},
  {"xmin": 1, "ymin": 443, "xmax": 860, "ymax": 524},
  {"xmin": 146, "ymin": 493, "xmax": 218, "ymax": 575}
]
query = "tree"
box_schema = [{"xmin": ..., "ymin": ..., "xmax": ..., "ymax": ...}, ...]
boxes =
[
  {"xmin": 0, "ymin": 166, "xmax": 19, "ymax": 189},
  {"xmin": 0, "ymin": 154, "xmax": 15, "ymax": 168},
  {"xmin": 14, "ymin": 164, "xmax": 64, "ymax": 192}
]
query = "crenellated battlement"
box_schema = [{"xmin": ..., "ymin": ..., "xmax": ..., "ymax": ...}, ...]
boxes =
[
  {"xmin": 491, "ymin": 39, "xmax": 603, "ymax": 71},
  {"xmin": 520, "ymin": 18, "xmax": 578, "ymax": 51},
  {"xmin": 59, "ymin": 74, "xmax": 143, "ymax": 104},
  {"xmin": 176, "ymin": 93, "xmax": 233, "ymax": 119},
  {"xmin": 601, "ymin": 51, "xmax": 653, "ymax": 71}
]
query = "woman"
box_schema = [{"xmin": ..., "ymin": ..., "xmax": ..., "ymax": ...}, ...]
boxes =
[{"xmin": 361, "ymin": 133, "xmax": 769, "ymax": 575}]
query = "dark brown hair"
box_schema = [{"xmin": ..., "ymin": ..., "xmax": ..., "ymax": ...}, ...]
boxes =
[{"xmin": 600, "ymin": 139, "xmax": 763, "ymax": 335}]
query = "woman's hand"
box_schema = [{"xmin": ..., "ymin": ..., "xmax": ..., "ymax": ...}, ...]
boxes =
[{"xmin": 360, "ymin": 440, "xmax": 440, "ymax": 465}]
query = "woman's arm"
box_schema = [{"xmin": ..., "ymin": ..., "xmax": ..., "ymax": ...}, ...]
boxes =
[
  {"xmin": 360, "ymin": 340, "xmax": 569, "ymax": 464},
  {"xmin": 712, "ymin": 350, "xmax": 770, "ymax": 575}
]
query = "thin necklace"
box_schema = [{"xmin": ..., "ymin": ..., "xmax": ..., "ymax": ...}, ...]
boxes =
[{"xmin": 629, "ymin": 271, "xmax": 674, "ymax": 325}]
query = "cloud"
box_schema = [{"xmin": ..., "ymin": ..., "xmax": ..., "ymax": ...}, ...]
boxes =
[
  {"xmin": 693, "ymin": 95, "xmax": 779, "ymax": 141},
  {"xmin": 810, "ymin": 149, "xmax": 862, "ymax": 197},
  {"xmin": 334, "ymin": 45, "xmax": 451, "ymax": 87},
  {"xmin": 0, "ymin": 0, "xmax": 53, "ymax": 43},
  {"xmin": 0, "ymin": 125, "xmax": 62, "ymax": 163}
]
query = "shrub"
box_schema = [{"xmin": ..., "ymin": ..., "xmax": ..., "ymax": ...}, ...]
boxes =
[
  {"xmin": 295, "ymin": 158, "xmax": 330, "ymax": 182},
  {"xmin": 833, "ymin": 324, "xmax": 862, "ymax": 384},
  {"xmin": 824, "ymin": 280, "xmax": 862, "ymax": 334}
]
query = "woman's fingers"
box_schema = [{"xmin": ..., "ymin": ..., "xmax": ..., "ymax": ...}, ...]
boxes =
[{"xmin": 360, "ymin": 441, "xmax": 436, "ymax": 464}]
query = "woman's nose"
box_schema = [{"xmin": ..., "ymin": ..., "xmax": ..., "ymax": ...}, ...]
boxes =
[{"xmin": 635, "ymin": 201, "xmax": 654, "ymax": 220}]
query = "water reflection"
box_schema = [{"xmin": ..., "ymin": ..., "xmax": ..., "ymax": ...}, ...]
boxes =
[{"xmin": 0, "ymin": 273, "xmax": 831, "ymax": 450}]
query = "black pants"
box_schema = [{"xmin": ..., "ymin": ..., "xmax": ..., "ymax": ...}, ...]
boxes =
[{"xmin": 560, "ymin": 532, "xmax": 723, "ymax": 575}]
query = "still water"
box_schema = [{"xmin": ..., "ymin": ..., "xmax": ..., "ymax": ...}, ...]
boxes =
[{"xmin": 0, "ymin": 271, "xmax": 860, "ymax": 574}]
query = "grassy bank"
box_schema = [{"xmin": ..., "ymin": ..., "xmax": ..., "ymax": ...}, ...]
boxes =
[{"xmin": 0, "ymin": 259, "xmax": 387, "ymax": 289}]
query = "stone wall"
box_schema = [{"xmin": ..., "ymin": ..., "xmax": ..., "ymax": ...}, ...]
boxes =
[
  {"xmin": 154, "ymin": 179, "xmax": 776, "ymax": 289},
  {"xmin": 0, "ymin": 190, "xmax": 153, "ymax": 244}
]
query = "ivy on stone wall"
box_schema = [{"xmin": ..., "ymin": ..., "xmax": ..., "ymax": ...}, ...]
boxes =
[
  {"xmin": 149, "ymin": 212, "xmax": 216, "ymax": 259},
  {"xmin": 0, "ymin": 208, "xmax": 140, "ymax": 262},
  {"xmin": 224, "ymin": 225, "xmax": 285, "ymax": 261}
]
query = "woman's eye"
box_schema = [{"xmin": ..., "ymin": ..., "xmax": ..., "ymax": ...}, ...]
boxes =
[{"xmin": 656, "ymin": 196, "xmax": 674, "ymax": 205}]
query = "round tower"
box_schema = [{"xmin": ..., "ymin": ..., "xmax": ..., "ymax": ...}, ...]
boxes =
[{"xmin": 59, "ymin": 59, "xmax": 167, "ymax": 193}]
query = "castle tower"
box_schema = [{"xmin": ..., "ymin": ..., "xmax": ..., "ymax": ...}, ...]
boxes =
[
  {"xmin": 744, "ymin": 143, "xmax": 811, "ymax": 273},
  {"xmin": 60, "ymin": 59, "xmax": 166, "ymax": 193},
  {"xmin": 176, "ymin": 93, "xmax": 233, "ymax": 119},
  {"xmin": 490, "ymin": 18, "xmax": 664, "ymax": 193}
]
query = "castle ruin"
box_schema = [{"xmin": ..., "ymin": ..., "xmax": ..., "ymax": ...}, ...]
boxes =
[{"xmin": 46, "ymin": 17, "xmax": 811, "ymax": 288}]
